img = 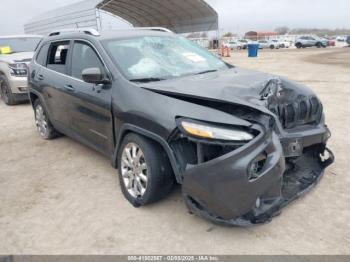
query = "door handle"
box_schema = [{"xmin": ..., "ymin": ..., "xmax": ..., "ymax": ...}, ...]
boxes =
[
  {"xmin": 64, "ymin": 84, "xmax": 75, "ymax": 92},
  {"xmin": 38, "ymin": 74, "xmax": 45, "ymax": 81}
]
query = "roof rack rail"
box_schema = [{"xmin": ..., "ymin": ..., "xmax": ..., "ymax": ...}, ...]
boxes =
[
  {"xmin": 48, "ymin": 28, "xmax": 100, "ymax": 37},
  {"xmin": 134, "ymin": 27, "xmax": 174, "ymax": 33}
]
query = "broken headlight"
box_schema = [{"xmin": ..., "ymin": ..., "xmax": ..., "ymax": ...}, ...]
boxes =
[{"xmin": 179, "ymin": 119, "xmax": 254, "ymax": 142}]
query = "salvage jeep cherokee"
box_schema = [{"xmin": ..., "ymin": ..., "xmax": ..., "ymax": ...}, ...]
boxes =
[{"xmin": 28, "ymin": 28, "xmax": 334, "ymax": 226}]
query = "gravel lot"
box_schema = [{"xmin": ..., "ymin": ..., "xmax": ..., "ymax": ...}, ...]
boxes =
[{"xmin": 0, "ymin": 47, "xmax": 349, "ymax": 255}]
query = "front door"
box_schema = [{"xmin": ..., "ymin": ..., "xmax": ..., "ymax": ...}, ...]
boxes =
[{"xmin": 65, "ymin": 40, "xmax": 114, "ymax": 155}]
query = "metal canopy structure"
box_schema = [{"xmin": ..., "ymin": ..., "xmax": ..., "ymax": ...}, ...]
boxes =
[{"xmin": 24, "ymin": 0, "xmax": 218, "ymax": 35}]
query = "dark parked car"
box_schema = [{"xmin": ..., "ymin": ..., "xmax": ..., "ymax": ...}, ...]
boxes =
[
  {"xmin": 347, "ymin": 36, "xmax": 350, "ymax": 45},
  {"xmin": 28, "ymin": 28, "xmax": 334, "ymax": 226}
]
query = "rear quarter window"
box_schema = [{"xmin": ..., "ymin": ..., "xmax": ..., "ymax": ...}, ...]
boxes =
[{"xmin": 35, "ymin": 43, "xmax": 49, "ymax": 66}]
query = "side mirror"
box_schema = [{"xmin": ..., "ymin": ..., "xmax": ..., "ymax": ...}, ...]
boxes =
[{"xmin": 82, "ymin": 67, "xmax": 104, "ymax": 84}]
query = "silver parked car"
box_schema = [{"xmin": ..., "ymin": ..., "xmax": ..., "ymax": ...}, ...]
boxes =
[
  {"xmin": 269, "ymin": 40, "xmax": 281, "ymax": 49},
  {"xmin": 227, "ymin": 41, "xmax": 244, "ymax": 50},
  {"xmin": 295, "ymin": 36, "xmax": 327, "ymax": 49},
  {"xmin": 257, "ymin": 40, "xmax": 270, "ymax": 49},
  {"xmin": 0, "ymin": 35, "xmax": 42, "ymax": 105}
]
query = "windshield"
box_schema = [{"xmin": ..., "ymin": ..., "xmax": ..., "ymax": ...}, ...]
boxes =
[
  {"xmin": 0, "ymin": 37, "xmax": 42, "ymax": 54},
  {"xmin": 103, "ymin": 36, "xmax": 230, "ymax": 81}
]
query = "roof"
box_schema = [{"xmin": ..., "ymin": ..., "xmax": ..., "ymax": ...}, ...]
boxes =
[
  {"xmin": 256, "ymin": 32, "xmax": 278, "ymax": 36},
  {"xmin": 245, "ymin": 31, "xmax": 278, "ymax": 37},
  {"xmin": 24, "ymin": 0, "xmax": 218, "ymax": 35},
  {"xmin": 99, "ymin": 29, "xmax": 174, "ymax": 40},
  {"xmin": 43, "ymin": 29, "xmax": 175, "ymax": 43}
]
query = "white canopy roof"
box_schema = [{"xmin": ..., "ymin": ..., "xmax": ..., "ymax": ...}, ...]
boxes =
[{"xmin": 24, "ymin": 0, "xmax": 218, "ymax": 35}]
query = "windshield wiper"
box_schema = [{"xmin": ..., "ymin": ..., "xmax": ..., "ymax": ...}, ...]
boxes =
[
  {"xmin": 130, "ymin": 77, "xmax": 166, "ymax": 83},
  {"xmin": 195, "ymin": 69, "xmax": 218, "ymax": 75}
]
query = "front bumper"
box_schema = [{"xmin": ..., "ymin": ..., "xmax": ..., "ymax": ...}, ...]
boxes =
[
  {"xmin": 8, "ymin": 76, "xmax": 29, "ymax": 102},
  {"xmin": 182, "ymin": 126, "xmax": 334, "ymax": 226}
]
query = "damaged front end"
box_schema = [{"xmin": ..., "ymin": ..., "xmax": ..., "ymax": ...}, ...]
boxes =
[{"xmin": 167, "ymin": 78, "xmax": 334, "ymax": 226}]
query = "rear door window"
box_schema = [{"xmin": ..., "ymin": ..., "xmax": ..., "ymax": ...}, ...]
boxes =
[{"xmin": 47, "ymin": 41, "xmax": 70, "ymax": 74}]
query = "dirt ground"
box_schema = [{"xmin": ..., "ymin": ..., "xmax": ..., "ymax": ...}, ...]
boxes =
[{"xmin": 0, "ymin": 47, "xmax": 350, "ymax": 255}]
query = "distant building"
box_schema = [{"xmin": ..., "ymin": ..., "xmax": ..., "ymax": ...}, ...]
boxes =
[{"xmin": 245, "ymin": 31, "xmax": 278, "ymax": 40}]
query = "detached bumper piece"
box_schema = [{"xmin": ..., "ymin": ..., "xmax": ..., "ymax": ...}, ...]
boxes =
[{"xmin": 182, "ymin": 132, "xmax": 334, "ymax": 227}]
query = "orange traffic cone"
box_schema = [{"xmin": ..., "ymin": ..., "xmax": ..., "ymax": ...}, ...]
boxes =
[
  {"xmin": 221, "ymin": 45, "xmax": 225, "ymax": 57},
  {"xmin": 226, "ymin": 47, "xmax": 231, "ymax": 57}
]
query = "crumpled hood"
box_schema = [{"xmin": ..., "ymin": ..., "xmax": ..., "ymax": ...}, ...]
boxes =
[
  {"xmin": 142, "ymin": 67, "xmax": 316, "ymax": 113},
  {"xmin": 0, "ymin": 52, "xmax": 34, "ymax": 64}
]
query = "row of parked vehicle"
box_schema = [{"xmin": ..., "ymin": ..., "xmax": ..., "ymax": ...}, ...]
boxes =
[
  {"xmin": 225, "ymin": 35, "xmax": 344, "ymax": 51},
  {"xmin": 227, "ymin": 39, "xmax": 292, "ymax": 50},
  {"xmin": 0, "ymin": 29, "xmax": 334, "ymax": 226}
]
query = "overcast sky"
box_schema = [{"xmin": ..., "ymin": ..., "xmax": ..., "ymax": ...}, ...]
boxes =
[{"xmin": 0, "ymin": 0, "xmax": 349, "ymax": 35}]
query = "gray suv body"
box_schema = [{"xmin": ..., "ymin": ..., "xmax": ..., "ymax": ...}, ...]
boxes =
[
  {"xmin": 295, "ymin": 36, "xmax": 327, "ymax": 49},
  {"xmin": 28, "ymin": 29, "xmax": 334, "ymax": 226}
]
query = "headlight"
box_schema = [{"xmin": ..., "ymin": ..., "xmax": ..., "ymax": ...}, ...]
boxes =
[
  {"xmin": 180, "ymin": 120, "xmax": 254, "ymax": 142},
  {"xmin": 8, "ymin": 63, "xmax": 28, "ymax": 77}
]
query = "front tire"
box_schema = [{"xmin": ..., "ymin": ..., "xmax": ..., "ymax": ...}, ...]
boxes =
[
  {"xmin": 34, "ymin": 100, "xmax": 59, "ymax": 140},
  {"xmin": 117, "ymin": 133, "xmax": 175, "ymax": 207},
  {"xmin": 296, "ymin": 43, "xmax": 302, "ymax": 49},
  {"xmin": 0, "ymin": 77, "xmax": 16, "ymax": 106}
]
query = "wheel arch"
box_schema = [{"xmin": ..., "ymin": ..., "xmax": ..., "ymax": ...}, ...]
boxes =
[
  {"xmin": 0, "ymin": 71, "xmax": 6, "ymax": 82},
  {"xmin": 28, "ymin": 89, "xmax": 55, "ymax": 123},
  {"xmin": 29, "ymin": 92, "xmax": 39, "ymax": 107},
  {"xmin": 112, "ymin": 124, "xmax": 183, "ymax": 184}
]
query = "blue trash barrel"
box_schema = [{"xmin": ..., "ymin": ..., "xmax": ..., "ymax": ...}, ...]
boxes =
[{"xmin": 248, "ymin": 43, "xmax": 259, "ymax": 57}]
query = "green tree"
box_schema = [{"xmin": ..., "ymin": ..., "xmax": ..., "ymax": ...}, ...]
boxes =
[
  {"xmin": 275, "ymin": 26, "xmax": 290, "ymax": 35},
  {"xmin": 223, "ymin": 32, "xmax": 234, "ymax": 37}
]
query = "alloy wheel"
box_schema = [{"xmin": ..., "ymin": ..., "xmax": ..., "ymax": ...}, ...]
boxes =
[
  {"xmin": 35, "ymin": 105, "xmax": 49, "ymax": 138},
  {"xmin": 121, "ymin": 143, "xmax": 148, "ymax": 198}
]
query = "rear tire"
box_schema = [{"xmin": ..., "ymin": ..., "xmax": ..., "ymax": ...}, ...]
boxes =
[
  {"xmin": 316, "ymin": 42, "xmax": 322, "ymax": 48},
  {"xmin": 117, "ymin": 133, "xmax": 175, "ymax": 207},
  {"xmin": 0, "ymin": 76, "xmax": 16, "ymax": 106},
  {"xmin": 34, "ymin": 100, "xmax": 59, "ymax": 140}
]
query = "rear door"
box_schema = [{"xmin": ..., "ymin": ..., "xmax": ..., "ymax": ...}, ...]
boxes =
[
  {"xmin": 38, "ymin": 41, "xmax": 72, "ymax": 128},
  {"xmin": 65, "ymin": 40, "xmax": 114, "ymax": 155}
]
